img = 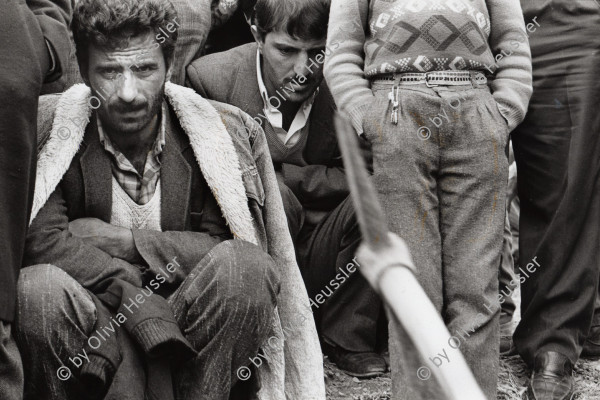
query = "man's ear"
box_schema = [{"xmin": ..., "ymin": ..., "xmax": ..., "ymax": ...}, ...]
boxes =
[{"xmin": 251, "ymin": 25, "xmax": 265, "ymax": 52}]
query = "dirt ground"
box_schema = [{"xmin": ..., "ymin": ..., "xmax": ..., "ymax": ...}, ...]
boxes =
[
  {"xmin": 324, "ymin": 285, "xmax": 600, "ymax": 399},
  {"xmin": 324, "ymin": 355, "xmax": 600, "ymax": 400}
]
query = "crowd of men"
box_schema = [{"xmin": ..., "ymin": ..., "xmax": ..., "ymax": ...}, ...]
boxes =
[{"xmin": 0, "ymin": 0, "xmax": 598, "ymax": 399}]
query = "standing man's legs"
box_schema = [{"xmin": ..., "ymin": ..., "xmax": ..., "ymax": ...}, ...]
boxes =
[
  {"xmin": 0, "ymin": 322, "xmax": 23, "ymax": 400},
  {"xmin": 513, "ymin": 50, "xmax": 600, "ymax": 368},
  {"xmin": 363, "ymin": 84, "xmax": 445, "ymax": 400},
  {"xmin": 582, "ymin": 280, "xmax": 600, "ymax": 357},
  {"xmin": 513, "ymin": 2, "xmax": 600, "ymax": 397},
  {"xmin": 437, "ymin": 86, "xmax": 508, "ymax": 399},
  {"xmin": 0, "ymin": 4, "xmax": 54, "ymax": 399},
  {"xmin": 362, "ymin": 82, "xmax": 505, "ymax": 399}
]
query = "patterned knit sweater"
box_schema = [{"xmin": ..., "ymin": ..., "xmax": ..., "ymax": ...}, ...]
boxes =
[{"xmin": 324, "ymin": 0, "xmax": 533, "ymax": 133}]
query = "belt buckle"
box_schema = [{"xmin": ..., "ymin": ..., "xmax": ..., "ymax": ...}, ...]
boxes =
[
  {"xmin": 425, "ymin": 72, "xmax": 439, "ymax": 88},
  {"xmin": 474, "ymin": 72, "xmax": 487, "ymax": 85}
]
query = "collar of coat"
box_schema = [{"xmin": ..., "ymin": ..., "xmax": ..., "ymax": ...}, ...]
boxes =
[{"xmin": 31, "ymin": 82, "xmax": 258, "ymax": 246}]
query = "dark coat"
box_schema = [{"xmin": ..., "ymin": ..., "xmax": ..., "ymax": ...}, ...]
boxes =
[
  {"xmin": 187, "ymin": 42, "xmax": 371, "ymax": 211},
  {"xmin": 27, "ymin": 82, "xmax": 326, "ymax": 398},
  {"xmin": 26, "ymin": 103, "xmax": 227, "ymax": 295},
  {"xmin": 0, "ymin": 0, "xmax": 71, "ymax": 322}
]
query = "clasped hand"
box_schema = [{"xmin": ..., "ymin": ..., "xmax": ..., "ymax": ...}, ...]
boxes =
[{"xmin": 68, "ymin": 218, "xmax": 143, "ymax": 264}]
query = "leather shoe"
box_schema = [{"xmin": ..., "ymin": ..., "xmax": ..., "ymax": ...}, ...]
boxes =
[
  {"xmin": 522, "ymin": 351, "xmax": 574, "ymax": 400},
  {"xmin": 324, "ymin": 343, "xmax": 387, "ymax": 378},
  {"xmin": 581, "ymin": 325, "xmax": 600, "ymax": 358}
]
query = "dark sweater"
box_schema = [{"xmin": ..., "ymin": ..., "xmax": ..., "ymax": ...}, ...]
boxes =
[{"xmin": 263, "ymin": 118, "xmax": 310, "ymax": 167}]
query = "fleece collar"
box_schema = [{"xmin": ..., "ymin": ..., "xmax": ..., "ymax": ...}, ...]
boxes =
[{"xmin": 31, "ymin": 83, "xmax": 258, "ymax": 246}]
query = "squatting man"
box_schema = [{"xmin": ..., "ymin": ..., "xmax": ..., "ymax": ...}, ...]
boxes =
[
  {"xmin": 187, "ymin": 0, "xmax": 384, "ymax": 378},
  {"xmin": 12, "ymin": 0, "xmax": 324, "ymax": 399}
]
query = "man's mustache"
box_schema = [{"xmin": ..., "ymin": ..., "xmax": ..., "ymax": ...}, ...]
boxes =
[{"xmin": 111, "ymin": 102, "xmax": 148, "ymax": 113}]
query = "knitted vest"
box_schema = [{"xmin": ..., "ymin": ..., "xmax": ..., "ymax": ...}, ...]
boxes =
[
  {"xmin": 110, "ymin": 176, "xmax": 162, "ymax": 231},
  {"xmin": 262, "ymin": 119, "xmax": 310, "ymax": 166}
]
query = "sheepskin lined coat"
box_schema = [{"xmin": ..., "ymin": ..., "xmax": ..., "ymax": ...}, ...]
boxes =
[{"xmin": 28, "ymin": 82, "xmax": 326, "ymax": 399}]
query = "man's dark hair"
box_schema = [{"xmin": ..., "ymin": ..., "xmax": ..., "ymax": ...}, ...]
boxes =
[
  {"xmin": 253, "ymin": 0, "xmax": 330, "ymax": 41},
  {"xmin": 72, "ymin": 0, "xmax": 179, "ymax": 73}
]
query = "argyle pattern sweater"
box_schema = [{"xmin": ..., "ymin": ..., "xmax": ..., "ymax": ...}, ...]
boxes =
[{"xmin": 324, "ymin": 0, "xmax": 532, "ymax": 133}]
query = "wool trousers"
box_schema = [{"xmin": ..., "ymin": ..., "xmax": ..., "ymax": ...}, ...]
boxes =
[
  {"xmin": 512, "ymin": 0, "xmax": 600, "ymax": 367},
  {"xmin": 363, "ymin": 81, "xmax": 509, "ymax": 400},
  {"xmin": 14, "ymin": 240, "xmax": 279, "ymax": 400}
]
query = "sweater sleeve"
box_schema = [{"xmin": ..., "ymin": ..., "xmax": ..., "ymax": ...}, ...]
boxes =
[
  {"xmin": 324, "ymin": 0, "xmax": 374, "ymax": 135},
  {"xmin": 24, "ymin": 187, "xmax": 143, "ymax": 290},
  {"xmin": 487, "ymin": 0, "xmax": 533, "ymax": 132}
]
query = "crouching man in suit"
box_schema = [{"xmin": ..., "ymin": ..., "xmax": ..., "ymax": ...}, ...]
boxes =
[
  {"xmin": 187, "ymin": 0, "xmax": 386, "ymax": 378},
  {"xmin": 13, "ymin": 0, "xmax": 325, "ymax": 399}
]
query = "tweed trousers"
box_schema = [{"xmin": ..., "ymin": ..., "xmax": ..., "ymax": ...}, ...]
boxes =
[{"xmin": 363, "ymin": 82, "xmax": 509, "ymax": 400}]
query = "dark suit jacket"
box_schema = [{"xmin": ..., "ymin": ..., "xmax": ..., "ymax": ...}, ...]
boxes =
[
  {"xmin": 187, "ymin": 42, "xmax": 365, "ymax": 211},
  {"xmin": 0, "ymin": 0, "xmax": 71, "ymax": 322},
  {"xmin": 24, "ymin": 104, "xmax": 228, "ymax": 296}
]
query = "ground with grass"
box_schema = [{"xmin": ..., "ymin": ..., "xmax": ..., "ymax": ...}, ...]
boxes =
[
  {"xmin": 325, "ymin": 355, "xmax": 600, "ymax": 400},
  {"xmin": 324, "ymin": 286, "xmax": 600, "ymax": 399}
]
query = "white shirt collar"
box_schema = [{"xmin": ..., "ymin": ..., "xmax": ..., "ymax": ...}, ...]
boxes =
[{"xmin": 256, "ymin": 49, "xmax": 318, "ymax": 146}]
